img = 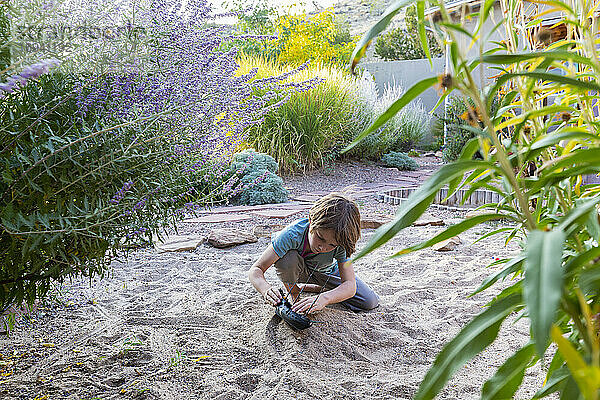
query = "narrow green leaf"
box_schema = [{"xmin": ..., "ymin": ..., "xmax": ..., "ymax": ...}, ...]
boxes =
[
  {"xmin": 447, "ymin": 140, "xmax": 482, "ymax": 201},
  {"xmin": 535, "ymin": 0, "xmax": 575, "ymax": 15},
  {"xmin": 481, "ymin": 343, "xmax": 537, "ymax": 400},
  {"xmin": 525, "ymin": 230, "xmax": 565, "ymax": 356},
  {"xmin": 471, "ymin": 227, "xmax": 514, "ymax": 245},
  {"xmin": 559, "ymin": 375, "xmax": 583, "ymax": 400},
  {"xmin": 414, "ymin": 293, "xmax": 523, "ymax": 400},
  {"xmin": 529, "ymin": 128, "xmax": 600, "ymax": 153},
  {"xmin": 585, "ymin": 207, "xmax": 600, "ymax": 241},
  {"xmin": 391, "ymin": 213, "xmax": 508, "ymax": 257},
  {"xmin": 429, "ymin": 88, "xmax": 451, "ymax": 114},
  {"xmin": 483, "ymin": 51, "xmax": 593, "ymax": 67},
  {"xmin": 350, "ymin": 0, "xmax": 415, "ymax": 70},
  {"xmin": 501, "ymin": 71, "xmax": 600, "ymax": 93},
  {"xmin": 551, "ymin": 325, "xmax": 598, "ymax": 399},
  {"xmin": 352, "ymin": 160, "xmax": 498, "ymax": 261},
  {"xmin": 579, "ymin": 264, "xmax": 600, "ymax": 296},
  {"xmin": 478, "ymin": 0, "xmax": 497, "ymax": 28},
  {"xmin": 342, "ymin": 76, "xmax": 439, "ymax": 153},
  {"xmin": 533, "ymin": 366, "xmax": 570, "ymax": 398},
  {"xmin": 471, "ymin": 254, "xmax": 525, "ymax": 297},
  {"xmin": 416, "ymin": 1, "xmax": 431, "ymax": 66},
  {"xmin": 558, "ymin": 196, "xmax": 600, "ymax": 234},
  {"xmin": 437, "ymin": 22, "xmax": 474, "ymax": 38}
]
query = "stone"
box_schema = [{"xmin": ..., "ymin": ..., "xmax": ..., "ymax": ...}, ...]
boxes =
[
  {"xmin": 252, "ymin": 224, "xmax": 286, "ymax": 238},
  {"xmin": 182, "ymin": 214, "xmax": 253, "ymax": 223},
  {"xmin": 361, "ymin": 215, "xmax": 392, "ymax": 229},
  {"xmin": 289, "ymin": 194, "xmax": 320, "ymax": 203},
  {"xmin": 412, "ymin": 213, "xmax": 445, "ymax": 227},
  {"xmin": 432, "ymin": 236, "xmax": 461, "ymax": 252},
  {"xmin": 249, "ymin": 209, "xmax": 303, "ymax": 219},
  {"xmin": 208, "ymin": 228, "xmax": 258, "ymax": 248},
  {"xmin": 435, "ymin": 151, "xmax": 443, "ymax": 158},
  {"xmin": 423, "ymin": 152, "xmax": 436, "ymax": 157},
  {"xmin": 154, "ymin": 235, "xmax": 205, "ymax": 253}
]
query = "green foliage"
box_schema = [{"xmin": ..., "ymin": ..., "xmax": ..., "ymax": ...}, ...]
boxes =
[
  {"xmin": 228, "ymin": 150, "xmax": 288, "ymax": 205},
  {"xmin": 238, "ymin": 55, "xmax": 361, "ymax": 173},
  {"xmin": 231, "ymin": 149, "xmax": 279, "ymax": 174},
  {"xmin": 0, "ymin": 73, "xmax": 226, "ymax": 311},
  {"xmin": 238, "ymin": 170, "xmax": 288, "ymax": 205},
  {"xmin": 345, "ymin": 83, "xmax": 430, "ymax": 160},
  {"xmin": 381, "ymin": 151, "xmax": 419, "ymax": 170},
  {"xmin": 226, "ymin": 0, "xmax": 277, "ymax": 35},
  {"xmin": 425, "ymin": 117, "xmax": 445, "ymax": 152},
  {"xmin": 0, "ymin": 4, "xmax": 9, "ymax": 71},
  {"xmin": 349, "ymin": 0, "xmax": 600, "ymax": 398},
  {"xmin": 270, "ymin": 10, "xmax": 358, "ymax": 67},
  {"xmin": 238, "ymin": 56, "xmax": 431, "ymax": 171},
  {"xmin": 220, "ymin": 0, "xmax": 280, "ymax": 61},
  {"xmin": 374, "ymin": 5, "xmax": 443, "ymax": 61},
  {"xmin": 442, "ymin": 95, "xmax": 502, "ymax": 161},
  {"xmin": 223, "ymin": 8, "xmax": 357, "ymax": 67},
  {"xmin": 441, "ymin": 96, "xmax": 475, "ymax": 161}
]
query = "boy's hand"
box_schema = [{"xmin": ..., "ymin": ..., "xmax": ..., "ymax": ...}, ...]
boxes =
[
  {"xmin": 263, "ymin": 286, "xmax": 282, "ymax": 306},
  {"xmin": 291, "ymin": 295, "xmax": 327, "ymax": 314}
]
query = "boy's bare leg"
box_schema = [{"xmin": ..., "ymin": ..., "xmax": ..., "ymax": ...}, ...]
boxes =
[
  {"xmin": 283, "ymin": 283, "xmax": 322, "ymax": 302},
  {"xmin": 297, "ymin": 283, "xmax": 323, "ymax": 293},
  {"xmin": 283, "ymin": 283, "xmax": 301, "ymax": 302}
]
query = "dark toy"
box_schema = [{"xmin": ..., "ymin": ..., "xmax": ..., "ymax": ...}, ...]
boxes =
[{"xmin": 275, "ymin": 298, "xmax": 313, "ymax": 330}]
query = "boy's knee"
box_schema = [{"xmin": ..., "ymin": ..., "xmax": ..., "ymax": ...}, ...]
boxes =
[{"xmin": 361, "ymin": 295, "xmax": 379, "ymax": 310}]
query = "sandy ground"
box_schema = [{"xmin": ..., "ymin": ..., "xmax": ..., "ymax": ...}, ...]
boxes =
[{"xmin": 1, "ymin": 160, "xmax": 552, "ymax": 400}]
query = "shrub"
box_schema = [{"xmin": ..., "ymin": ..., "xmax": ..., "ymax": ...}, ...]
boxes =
[
  {"xmin": 381, "ymin": 151, "xmax": 419, "ymax": 170},
  {"xmin": 425, "ymin": 117, "xmax": 445, "ymax": 152},
  {"xmin": 227, "ymin": 150, "xmax": 288, "ymax": 205},
  {"xmin": 440, "ymin": 96, "xmax": 475, "ymax": 161},
  {"xmin": 0, "ymin": 73, "xmax": 218, "ymax": 308},
  {"xmin": 441, "ymin": 94, "xmax": 501, "ymax": 161},
  {"xmin": 375, "ymin": 27, "xmax": 426, "ymax": 60},
  {"xmin": 0, "ymin": 0, "xmax": 292, "ymax": 312},
  {"xmin": 345, "ymin": 83, "xmax": 430, "ymax": 160},
  {"xmin": 238, "ymin": 55, "xmax": 361, "ymax": 173},
  {"xmin": 231, "ymin": 149, "xmax": 279, "ymax": 174},
  {"xmin": 374, "ymin": 6, "xmax": 443, "ymax": 61},
  {"xmin": 237, "ymin": 170, "xmax": 288, "ymax": 205},
  {"xmin": 271, "ymin": 10, "xmax": 358, "ymax": 67}
]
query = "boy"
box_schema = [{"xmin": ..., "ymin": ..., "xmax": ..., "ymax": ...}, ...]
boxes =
[{"xmin": 248, "ymin": 192, "xmax": 379, "ymax": 314}]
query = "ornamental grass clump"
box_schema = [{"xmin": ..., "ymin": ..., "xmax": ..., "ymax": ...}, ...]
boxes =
[
  {"xmin": 345, "ymin": 81, "xmax": 430, "ymax": 160},
  {"xmin": 237, "ymin": 55, "xmax": 360, "ymax": 173},
  {"xmin": 0, "ymin": 0, "xmax": 301, "ymax": 313},
  {"xmin": 348, "ymin": 0, "xmax": 600, "ymax": 398}
]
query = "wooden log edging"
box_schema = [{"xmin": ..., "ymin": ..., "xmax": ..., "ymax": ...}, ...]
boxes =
[{"xmin": 377, "ymin": 187, "xmax": 502, "ymax": 208}]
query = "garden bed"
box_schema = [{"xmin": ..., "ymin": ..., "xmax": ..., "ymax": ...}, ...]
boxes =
[{"xmin": 0, "ymin": 160, "xmax": 550, "ymax": 400}]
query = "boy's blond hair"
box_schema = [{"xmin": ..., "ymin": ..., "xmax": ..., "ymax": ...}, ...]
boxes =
[{"xmin": 309, "ymin": 192, "xmax": 361, "ymax": 256}]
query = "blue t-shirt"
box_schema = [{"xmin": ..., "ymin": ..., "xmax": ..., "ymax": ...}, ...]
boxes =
[{"xmin": 271, "ymin": 218, "xmax": 349, "ymax": 273}]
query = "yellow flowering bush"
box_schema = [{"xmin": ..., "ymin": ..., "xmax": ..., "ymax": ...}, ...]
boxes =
[{"xmin": 271, "ymin": 10, "xmax": 357, "ymax": 67}]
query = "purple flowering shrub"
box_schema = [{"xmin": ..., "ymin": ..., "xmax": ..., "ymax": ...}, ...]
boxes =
[{"xmin": 0, "ymin": 0, "xmax": 307, "ymax": 311}]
